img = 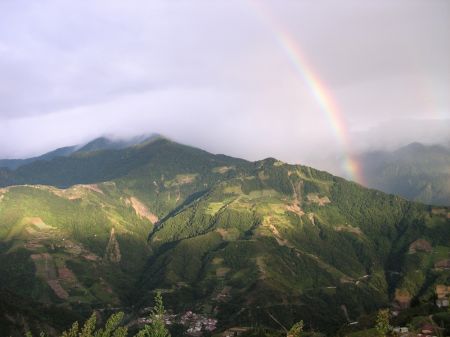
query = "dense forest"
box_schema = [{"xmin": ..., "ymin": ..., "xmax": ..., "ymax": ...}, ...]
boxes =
[{"xmin": 0, "ymin": 137, "xmax": 448, "ymax": 336}]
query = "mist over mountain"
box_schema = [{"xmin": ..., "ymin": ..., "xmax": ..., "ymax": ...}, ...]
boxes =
[
  {"xmin": 358, "ymin": 143, "xmax": 450, "ymax": 206},
  {"xmin": 0, "ymin": 134, "xmax": 160, "ymax": 170},
  {"xmin": 2, "ymin": 136, "xmax": 449, "ymax": 207}
]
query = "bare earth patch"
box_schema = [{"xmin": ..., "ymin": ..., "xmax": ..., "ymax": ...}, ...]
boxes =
[
  {"xmin": 24, "ymin": 241, "xmax": 44, "ymax": 250},
  {"xmin": 408, "ymin": 239, "xmax": 432, "ymax": 254},
  {"xmin": 273, "ymin": 161, "xmax": 285, "ymax": 167},
  {"xmin": 308, "ymin": 213, "xmax": 316, "ymax": 226},
  {"xmin": 47, "ymin": 280, "xmax": 69, "ymax": 299},
  {"xmin": 307, "ymin": 193, "xmax": 331, "ymax": 206},
  {"xmin": 31, "ymin": 253, "xmax": 72, "ymax": 299},
  {"xmin": 394, "ymin": 288, "xmax": 412, "ymax": 309},
  {"xmin": 28, "ymin": 217, "xmax": 55, "ymax": 230},
  {"xmin": 128, "ymin": 197, "xmax": 159, "ymax": 223},
  {"xmin": 30, "ymin": 253, "xmax": 49, "ymax": 261},
  {"xmin": 285, "ymin": 203, "xmax": 304, "ymax": 216},
  {"xmin": 212, "ymin": 257, "xmax": 224, "ymax": 265},
  {"xmin": 164, "ymin": 174, "xmax": 198, "ymax": 188},
  {"xmin": 216, "ymin": 267, "xmax": 231, "ymax": 277},
  {"xmin": 435, "ymin": 259, "xmax": 450, "ymax": 269},
  {"xmin": 216, "ymin": 228, "xmax": 230, "ymax": 240},
  {"xmin": 59, "ymin": 240, "xmax": 100, "ymax": 261},
  {"xmin": 45, "ymin": 184, "xmax": 103, "ymax": 200},
  {"xmin": 335, "ymin": 225, "xmax": 363, "ymax": 236},
  {"xmin": 212, "ymin": 166, "xmax": 233, "ymax": 174},
  {"xmin": 83, "ymin": 253, "xmax": 100, "ymax": 261},
  {"xmin": 256, "ymin": 257, "xmax": 268, "ymax": 280},
  {"xmin": 58, "ymin": 266, "xmax": 77, "ymax": 282},
  {"xmin": 104, "ymin": 228, "xmax": 121, "ymax": 263},
  {"xmin": 263, "ymin": 217, "xmax": 291, "ymax": 247},
  {"xmin": 339, "ymin": 277, "xmax": 355, "ymax": 284},
  {"xmin": 31, "ymin": 253, "xmax": 57, "ymax": 279},
  {"xmin": 175, "ymin": 174, "xmax": 196, "ymax": 184},
  {"xmin": 431, "ymin": 208, "xmax": 450, "ymax": 218},
  {"xmin": 82, "ymin": 184, "xmax": 104, "ymax": 194}
]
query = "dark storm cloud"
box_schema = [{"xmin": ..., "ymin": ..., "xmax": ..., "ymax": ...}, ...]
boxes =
[{"xmin": 0, "ymin": 0, "xmax": 448, "ymax": 168}]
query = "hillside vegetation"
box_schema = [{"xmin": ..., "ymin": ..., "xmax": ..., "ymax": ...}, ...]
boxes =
[{"xmin": 0, "ymin": 137, "xmax": 448, "ymax": 336}]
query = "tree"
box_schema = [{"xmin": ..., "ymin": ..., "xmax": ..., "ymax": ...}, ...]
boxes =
[
  {"xmin": 25, "ymin": 293, "xmax": 170, "ymax": 337},
  {"xmin": 135, "ymin": 291, "xmax": 170, "ymax": 337},
  {"xmin": 288, "ymin": 320, "xmax": 304, "ymax": 337},
  {"xmin": 375, "ymin": 309, "xmax": 391, "ymax": 337},
  {"xmin": 58, "ymin": 312, "xmax": 127, "ymax": 337}
]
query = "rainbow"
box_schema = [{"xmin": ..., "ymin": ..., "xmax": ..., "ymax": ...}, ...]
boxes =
[{"xmin": 247, "ymin": 0, "xmax": 365, "ymax": 184}]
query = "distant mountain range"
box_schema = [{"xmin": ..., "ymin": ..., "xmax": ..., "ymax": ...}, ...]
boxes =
[
  {"xmin": 0, "ymin": 137, "xmax": 448, "ymax": 336},
  {"xmin": 359, "ymin": 142, "xmax": 450, "ymax": 206}
]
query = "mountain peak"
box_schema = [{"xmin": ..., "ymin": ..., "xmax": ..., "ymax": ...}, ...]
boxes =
[{"xmin": 76, "ymin": 133, "xmax": 166, "ymax": 153}]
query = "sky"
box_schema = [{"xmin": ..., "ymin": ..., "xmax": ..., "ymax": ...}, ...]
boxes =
[{"xmin": 0, "ymin": 0, "xmax": 449, "ymax": 176}]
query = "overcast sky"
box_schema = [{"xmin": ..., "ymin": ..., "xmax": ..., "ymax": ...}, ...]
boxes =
[{"xmin": 0, "ymin": 0, "xmax": 449, "ymax": 172}]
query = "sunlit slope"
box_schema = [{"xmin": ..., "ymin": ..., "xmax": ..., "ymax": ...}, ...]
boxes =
[
  {"xmin": 0, "ymin": 139, "xmax": 252, "ymax": 313},
  {"xmin": 0, "ymin": 139, "xmax": 448, "ymax": 334},
  {"xmin": 140, "ymin": 159, "xmax": 450, "ymax": 331},
  {"xmin": 0, "ymin": 183, "xmax": 154, "ymax": 309}
]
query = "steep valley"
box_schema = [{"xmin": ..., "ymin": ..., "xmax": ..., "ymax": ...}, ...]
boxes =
[{"xmin": 0, "ymin": 138, "xmax": 449, "ymax": 336}]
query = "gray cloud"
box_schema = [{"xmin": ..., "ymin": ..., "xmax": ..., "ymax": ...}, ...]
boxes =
[{"xmin": 0, "ymin": 0, "xmax": 449, "ymax": 169}]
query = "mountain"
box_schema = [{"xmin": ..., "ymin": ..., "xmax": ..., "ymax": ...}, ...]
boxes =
[
  {"xmin": 0, "ymin": 146, "xmax": 77, "ymax": 170},
  {"xmin": 0, "ymin": 134, "xmax": 159, "ymax": 171},
  {"xmin": 359, "ymin": 143, "xmax": 450, "ymax": 206},
  {"xmin": 74, "ymin": 134, "xmax": 160, "ymax": 153},
  {"xmin": 0, "ymin": 138, "xmax": 449, "ymax": 336}
]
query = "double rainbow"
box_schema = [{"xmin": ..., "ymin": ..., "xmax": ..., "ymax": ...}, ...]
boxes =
[{"xmin": 248, "ymin": 0, "xmax": 365, "ymax": 184}]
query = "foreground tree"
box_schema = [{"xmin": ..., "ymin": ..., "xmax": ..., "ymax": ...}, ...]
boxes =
[
  {"xmin": 287, "ymin": 320, "xmax": 304, "ymax": 337},
  {"xmin": 375, "ymin": 309, "xmax": 391, "ymax": 337},
  {"xmin": 60, "ymin": 312, "xmax": 127, "ymax": 337},
  {"xmin": 25, "ymin": 292, "xmax": 170, "ymax": 337},
  {"xmin": 135, "ymin": 291, "xmax": 170, "ymax": 337},
  {"xmin": 25, "ymin": 312, "xmax": 128, "ymax": 337}
]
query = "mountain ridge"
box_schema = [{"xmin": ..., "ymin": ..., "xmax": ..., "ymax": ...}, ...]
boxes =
[
  {"xmin": 359, "ymin": 142, "xmax": 450, "ymax": 205},
  {"xmin": 0, "ymin": 138, "xmax": 448, "ymax": 336},
  {"xmin": 0, "ymin": 133, "xmax": 162, "ymax": 171}
]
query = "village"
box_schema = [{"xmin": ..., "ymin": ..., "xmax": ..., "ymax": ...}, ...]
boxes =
[
  {"xmin": 129, "ymin": 283, "xmax": 450, "ymax": 337},
  {"xmin": 135, "ymin": 309, "xmax": 218, "ymax": 336},
  {"xmin": 384, "ymin": 284, "xmax": 449, "ymax": 337}
]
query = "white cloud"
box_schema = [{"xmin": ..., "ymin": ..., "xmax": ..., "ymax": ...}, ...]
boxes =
[{"xmin": 0, "ymin": 0, "xmax": 448, "ymax": 164}]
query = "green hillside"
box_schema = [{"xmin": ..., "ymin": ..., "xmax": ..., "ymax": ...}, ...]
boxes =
[
  {"xmin": 0, "ymin": 139, "xmax": 448, "ymax": 336},
  {"xmin": 137, "ymin": 159, "xmax": 450, "ymax": 333}
]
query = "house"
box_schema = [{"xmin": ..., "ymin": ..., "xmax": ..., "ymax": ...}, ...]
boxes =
[
  {"xmin": 436, "ymin": 298, "xmax": 449, "ymax": 308},
  {"xmin": 393, "ymin": 327, "xmax": 408, "ymax": 334},
  {"xmin": 435, "ymin": 284, "xmax": 450, "ymax": 299},
  {"xmin": 421, "ymin": 323, "xmax": 437, "ymax": 335},
  {"xmin": 435, "ymin": 284, "xmax": 450, "ymax": 308},
  {"xmin": 222, "ymin": 327, "xmax": 250, "ymax": 337}
]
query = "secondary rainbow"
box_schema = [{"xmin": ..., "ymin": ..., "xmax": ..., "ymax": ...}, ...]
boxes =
[{"xmin": 247, "ymin": 0, "xmax": 365, "ymax": 184}]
